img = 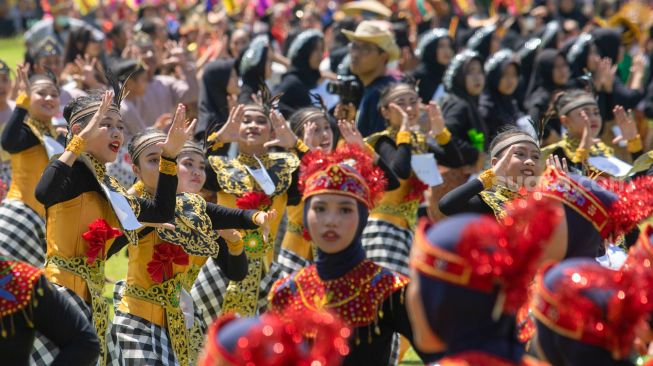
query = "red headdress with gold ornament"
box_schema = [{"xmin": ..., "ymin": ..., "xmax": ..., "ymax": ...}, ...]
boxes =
[
  {"xmin": 533, "ymin": 258, "xmax": 653, "ymax": 360},
  {"xmin": 299, "ymin": 144, "xmax": 386, "ymax": 208},
  {"xmin": 411, "ymin": 193, "xmax": 563, "ymax": 317},
  {"xmin": 201, "ymin": 309, "xmax": 351, "ymax": 366}
]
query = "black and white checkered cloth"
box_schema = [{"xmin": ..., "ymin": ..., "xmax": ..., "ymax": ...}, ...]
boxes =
[
  {"xmin": 277, "ymin": 247, "xmax": 312, "ymax": 276},
  {"xmin": 30, "ymin": 284, "xmax": 122, "ymax": 366},
  {"xmin": 0, "ymin": 199, "xmax": 46, "ymax": 268},
  {"xmin": 191, "ymin": 258, "xmax": 286, "ymax": 325},
  {"xmin": 361, "ymin": 219, "xmax": 413, "ymax": 277},
  {"xmin": 112, "ymin": 311, "xmax": 178, "ymax": 366}
]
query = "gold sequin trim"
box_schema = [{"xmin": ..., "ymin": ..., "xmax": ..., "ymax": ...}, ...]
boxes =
[
  {"xmin": 159, "ymin": 158, "xmax": 178, "ymax": 176},
  {"xmin": 65, "ymin": 135, "xmax": 86, "ymax": 155}
]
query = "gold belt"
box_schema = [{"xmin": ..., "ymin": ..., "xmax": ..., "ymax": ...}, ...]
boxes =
[
  {"xmin": 286, "ymin": 220, "xmax": 304, "ymax": 236},
  {"xmin": 122, "ymin": 276, "xmax": 191, "ymax": 366},
  {"xmin": 371, "ymin": 200, "xmax": 419, "ymax": 229},
  {"xmin": 46, "ymin": 255, "xmax": 110, "ymax": 366}
]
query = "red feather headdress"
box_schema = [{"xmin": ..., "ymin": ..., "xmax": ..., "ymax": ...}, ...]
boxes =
[{"xmin": 299, "ymin": 144, "xmax": 387, "ymax": 208}]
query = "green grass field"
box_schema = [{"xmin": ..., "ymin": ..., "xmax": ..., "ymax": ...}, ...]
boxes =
[{"xmin": 1, "ymin": 34, "xmax": 424, "ymax": 365}]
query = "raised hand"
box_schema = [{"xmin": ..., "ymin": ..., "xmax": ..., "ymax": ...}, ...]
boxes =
[
  {"xmin": 578, "ymin": 110, "xmax": 598, "ymax": 151},
  {"xmin": 303, "ymin": 120, "xmax": 319, "ymax": 150},
  {"xmin": 612, "ymin": 105, "xmax": 639, "ymax": 143},
  {"xmin": 263, "ymin": 110, "xmax": 298, "ymax": 149},
  {"xmin": 337, "ymin": 119, "xmax": 365, "ymax": 148},
  {"xmin": 211, "ymin": 104, "xmax": 244, "ymax": 145},
  {"xmin": 160, "ymin": 104, "xmax": 196, "ymax": 158},
  {"xmin": 491, "ymin": 145, "xmax": 516, "ymax": 178},
  {"xmin": 73, "ymin": 54, "xmax": 101, "ymax": 89},
  {"xmin": 15, "ymin": 63, "xmax": 30, "ymax": 96},
  {"xmin": 546, "ymin": 154, "xmax": 569, "ymax": 173},
  {"xmin": 79, "ymin": 90, "xmax": 114, "ymax": 143},
  {"xmin": 153, "ymin": 113, "xmax": 173, "ymax": 131},
  {"xmin": 427, "ymin": 101, "xmax": 445, "ymax": 136},
  {"xmin": 334, "ymin": 103, "xmax": 356, "ymax": 122},
  {"xmin": 389, "ymin": 102, "xmax": 410, "ymax": 132}
]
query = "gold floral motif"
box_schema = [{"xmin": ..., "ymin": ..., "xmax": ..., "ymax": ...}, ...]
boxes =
[
  {"xmin": 46, "ymin": 255, "xmax": 110, "ymax": 366},
  {"xmin": 159, "ymin": 158, "xmax": 178, "ymax": 176},
  {"xmin": 286, "ymin": 221, "xmax": 304, "ymax": 236},
  {"xmin": 541, "ymin": 135, "xmax": 615, "ymax": 175},
  {"xmin": 372, "ymin": 200, "xmax": 421, "ymax": 229},
  {"xmin": 157, "ymin": 193, "xmax": 220, "ymax": 257},
  {"xmin": 365, "ymin": 128, "xmax": 429, "ymax": 154},
  {"xmin": 123, "ymin": 275, "xmax": 190, "ymax": 366},
  {"xmin": 221, "ymin": 257, "xmax": 264, "ymax": 316},
  {"xmin": 24, "ymin": 116, "xmax": 59, "ymax": 144},
  {"xmin": 208, "ymin": 153, "xmax": 299, "ymax": 197},
  {"xmin": 479, "ymin": 186, "xmax": 521, "ymax": 220}
]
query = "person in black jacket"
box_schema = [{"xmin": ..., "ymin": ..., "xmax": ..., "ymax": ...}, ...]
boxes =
[
  {"xmin": 441, "ymin": 50, "xmax": 487, "ymax": 166},
  {"xmin": 237, "ymin": 35, "xmax": 273, "ymax": 105},
  {"xmin": 479, "ymin": 49, "xmax": 525, "ymax": 140},
  {"xmin": 412, "ymin": 28, "xmax": 453, "ymax": 103},
  {"xmin": 524, "ymin": 49, "xmax": 570, "ymax": 143},
  {"xmin": 275, "ymin": 30, "xmax": 324, "ymax": 118},
  {"xmin": 196, "ymin": 59, "xmax": 240, "ymax": 153}
]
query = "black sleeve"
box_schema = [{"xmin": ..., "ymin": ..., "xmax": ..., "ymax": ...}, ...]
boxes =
[
  {"xmin": 1, "ymin": 107, "xmax": 41, "ymax": 153},
  {"xmin": 33, "ymin": 277, "xmax": 101, "ymax": 366},
  {"xmin": 438, "ymin": 179, "xmax": 493, "ymax": 216},
  {"xmin": 374, "ymin": 156, "xmax": 399, "ymax": 191},
  {"xmin": 427, "ymin": 139, "xmax": 466, "ymax": 168},
  {"xmin": 213, "ymin": 238, "xmax": 248, "ymax": 281},
  {"xmin": 134, "ymin": 158, "xmax": 178, "ymax": 223},
  {"xmin": 203, "ymin": 164, "xmax": 221, "ymax": 192},
  {"xmin": 286, "ymin": 150, "xmax": 305, "ymax": 206},
  {"xmin": 375, "ymin": 137, "xmax": 412, "ymax": 180},
  {"xmin": 206, "ymin": 203, "xmax": 258, "ymax": 230},
  {"xmin": 385, "ymin": 288, "xmax": 442, "ymax": 363},
  {"xmin": 443, "ymin": 102, "xmax": 480, "ymax": 166},
  {"xmin": 35, "ymin": 160, "xmax": 76, "ymax": 208},
  {"xmin": 611, "ymin": 79, "xmax": 644, "ymax": 111}
]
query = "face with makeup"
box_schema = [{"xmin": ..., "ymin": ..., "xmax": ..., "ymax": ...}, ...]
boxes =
[
  {"xmin": 35, "ymin": 55, "xmax": 64, "ymax": 77},
  {"xmin": 177, "ymin": 152, "xmax": 206, "ymax": 194},
  {"xmin": 73, "ymin": 109, "xmax": 125, "ymax": 163},
  {"xmin": 491, "ymin": 142, "xmax": 542, "ymax": 187},
  {"xmin": 405, "ymin": 271, "xmax": 447, "ymax": 353},
  {"xmin": 306, "ymin": 194, "xmax": 359, "ymax": 254},
  {"xmin": 465, "ymin": 59, "xmax": 485, "ymax": 96},
  {"xmin": 132, "ymin": 143, "xmax": 162, "ymax": 191},
  {"xmin": 29, "ymin": 81, "xmax": 60, "ymax": 121},
  {"xmin": 239, "ymin": 108, "xmax": 272, "ymax": 148},
  {"xmin": 561, "ymin": 104, "xmax": 602, "ymax": 138},
  {"xmin": 381, "ymin": 88, "xmax": 420, "ymax": 128}
]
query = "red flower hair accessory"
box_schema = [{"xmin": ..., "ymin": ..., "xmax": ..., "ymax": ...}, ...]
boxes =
[
  {"xmin": 201, "ymin": 310, "xmax": 351, "ymax": 366},
  {"xmin": 236, "ymin": 191, "xmax": 272, "ymax": 211},
  {"xmin": 299, "ymin": 144, "xmax": 386, "ymax": 208},
  {"xmin": 83, "ymin": 219, "xmax": 123, "ymax": 265},
  {"xmin": 411, "ymin": 193, "xmax": 563, "ymax": 316},
  {"xmin": 147, "ymin": 242, "xmax": 189, "ymax": 283},
  {"xmin": 533, "ymin": 260, "xmax": 653, "ymax": 360}
]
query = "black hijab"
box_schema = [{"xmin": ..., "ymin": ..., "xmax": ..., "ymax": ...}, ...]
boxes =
[
  {"xmin": 197, "ymin": 59, "xmax": 235, "ymax": 137},
  {"xmin": 412, "ymin": 28, "xmax": 451, "ymax": 103},
  {"xmin": 592, "ymin": 28, "xmax": 621, "ymax": 64},
  {"xmin": 479, "ymin": 50, "xmax": 522, "ymax": 136}
]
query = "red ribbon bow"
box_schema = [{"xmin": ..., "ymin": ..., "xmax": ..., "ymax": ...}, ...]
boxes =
[
  {"xmin": 147, "ymin": 243, "xmax": 189, "ymax": 283},
  {"xmin": 236, "ymin": 191, "xmax": 271, "ymax": 210},
  {"xmin": 83, "ymin": 219, "xmax": 123, "ymax": 265}
]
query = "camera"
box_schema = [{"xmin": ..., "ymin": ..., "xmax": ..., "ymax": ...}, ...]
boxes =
[{"xmin": 326, "ymin": 75, "xmax": 363, "ymax": 105}]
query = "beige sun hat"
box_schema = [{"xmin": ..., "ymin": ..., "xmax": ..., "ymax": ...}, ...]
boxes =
[
  {"xmin": 341, "ymin": 0, "xmax": 392, "ymax": 19},
  {"xmin": 342, "ymin": 20, "xmax": 400, "ymax": 61}
]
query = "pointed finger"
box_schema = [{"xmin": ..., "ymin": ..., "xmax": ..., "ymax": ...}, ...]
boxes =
[{"xmin": 185, "ymin": 119, "xmax": 197, "ymax": 135}]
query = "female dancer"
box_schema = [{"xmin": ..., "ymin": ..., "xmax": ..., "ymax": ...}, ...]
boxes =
[
  {"xmin": 31, "ymin": 91, "xmax": 191, "ymax": 365},
  {"xmin": 541, "ymin": 89, "xmax": 643, "ymax": 177},
  {"xmin": 363, "ymin": 82, "xmax": 463, "ymax": 276},
  {"xmin": 411, "ymin": 28, "xmax": 453, "ymax": 103},
  {"xmin": 269, "ymin": 144, "xmax": 437, "ymax": 366},
  {"xmin": 192, "ymin": 100, "xmax": 302, "ymax": 320},
  {"xmin": 0, "ymin": 64, "xmax": 61, "ymax": 266},
  {"xmin": 113, "ymin": 128, "xmax": 272, "ymax": 366}
]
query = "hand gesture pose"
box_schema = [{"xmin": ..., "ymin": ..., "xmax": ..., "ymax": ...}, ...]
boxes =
[
  {"xmin": 210, "ymin": 104, "xmax": 245, "ymax": 145},
  {"xmin": 159, "ymin": 104, "xmax": 196, "ymax": 159},
  {"xmin": 337, "ymin": 119, "xmax": 365, "ymax": 148},
  {"xmin": 612, "ymin": 105, "xmax": 639, "ymax": 144},
  {"xmin": 578, "ymin": 110, "xmax": 599, "ymax": 152},
  {"xmin": 263, "ymin": 110, "xmax": 299, "ymax": 149},
  {"xmin": 73, "ymin": 54, "xmax": 102, "ymax": 89},
  {"xmin": 388, "ymin": 102, "xmax": 411, "ymax": 132},
  {"xmin": 546, "ymin": 154, "xmax": 569, "ymax": 173},
  {"xmin": 15, "ymin": 63, "xmax": 31, "ymax": 97},
  {"xmin": 427, "ymin": 101, "xmax": 446, "ymax": 136},
  {"xmin": 78, "ymin": 90, "xmax": 114, "ymax": 143}
]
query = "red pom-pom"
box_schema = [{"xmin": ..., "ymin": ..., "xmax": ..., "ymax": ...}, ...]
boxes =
[
  {"xmin": 82, "ymin": 219, "xmax": 123, "ymax": 265},
  {"xmin": 603, "ymin": 175, "xmax": 653, "ymax": 237},
  {"xmin": 405, "ymin": 175, "xmax": 428, "ymax": 203},
  {"xmin": 236, "ymin": 192, "xmax": 272, "ymax": 210}
]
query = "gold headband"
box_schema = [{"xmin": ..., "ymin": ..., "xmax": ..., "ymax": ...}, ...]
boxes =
[
  {"xmin": 179, "ymin": 141, "xmax": 204, "ymax": 157},
  {"xmin": 69, "ymin": 102, "xmax": 121, "ymax": 127},
  {"xmin": 559, "ymin": 96, "xmax": 597, "ymax": 116},
  {"xmin": 131, "ymin": 134, "xmax": 166, "ymax": 163},
  {"xmin": 381, "ymin": 84, "xmax": 418, "ymax": 106},
  {"xmin": 490, "ymin": 135, "xmax": 539, "ymax": 158}
]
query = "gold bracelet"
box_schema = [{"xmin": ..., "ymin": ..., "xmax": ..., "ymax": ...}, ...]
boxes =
[
  {"xmin": 364, "ymin": 142, "xmax": 376, "ymax": 156},
  {"xmin": 159, "ymin": 157, "xmax": 177, "ymax": 175},
  {"xmin": 16, "ymin": 93, "xmax": 30, "ymax": 110},
  {"xmin": 226, "ymin": 239, "xmax": 244, "ymax": 255},
  {"xmin": 478, "ymin": 169, "xmax": 496, "ymax": 189},
  {"xmin": 252, "ymin": 211, "xmax": 263, "ymax": 226},
  {"xmin": 295, "ymin": 139, "xmax": 310, "ymax": 153},
  {"xmin": 572, "ymin": 148, "xmax": 589, "ymax": 164},
  {"xmin": 65, "ymin": 135, "xmax": 86, "ymax": 155},
  {"xmin": 396, "ymin": 131, "xmax": 412, "ymax": 145},
  {"xmin": 627, "ymin": 135, "xmax": 643, "ymax": 153},
  {"xmin": 434, "ymin": 128, "xmax": 452, "ymax": 145}
]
